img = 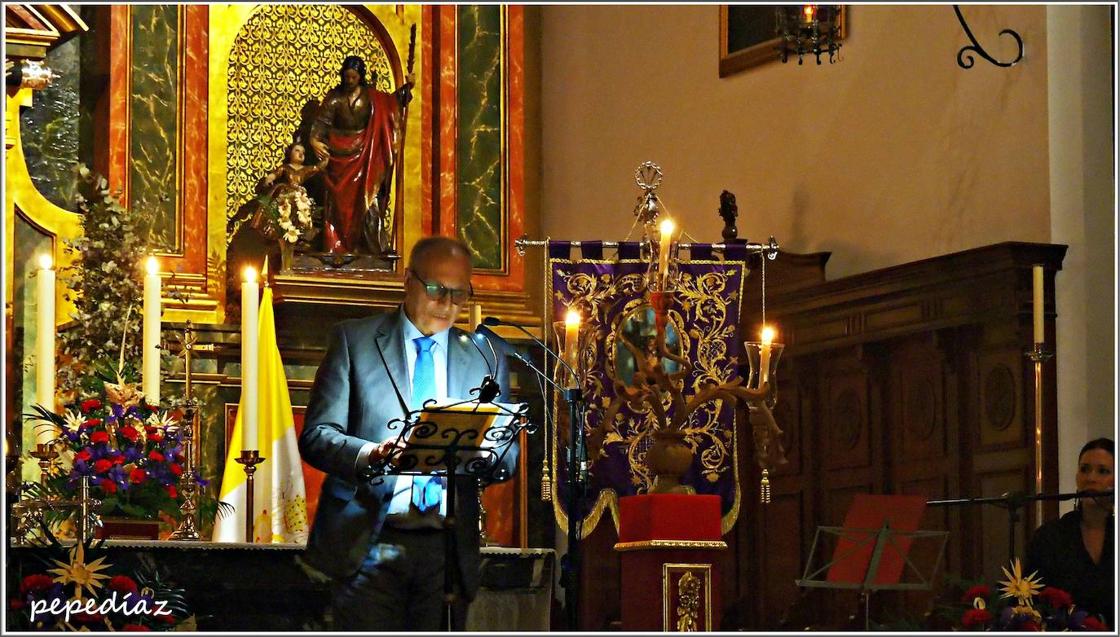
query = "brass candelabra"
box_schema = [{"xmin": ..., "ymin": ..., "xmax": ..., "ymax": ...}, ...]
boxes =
[
  {"xmin": 10, "ymin": 442, "xmax": 100, "ymax": 546},
  {"xmin": 166, "ymin": 321, "xmax": 212, "ymax": 541},
  {"xmin": 590, "ymin": 290, "xmax": 787, "ymax": 497}
]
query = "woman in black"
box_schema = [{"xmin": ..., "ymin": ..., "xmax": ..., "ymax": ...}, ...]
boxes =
[{"xmin": 1025, "ymin": 437, "xmax": 1114, "ymax": 628}]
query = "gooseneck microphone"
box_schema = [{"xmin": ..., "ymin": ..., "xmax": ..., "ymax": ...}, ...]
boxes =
[
  {"xmin": 473, "ymin": 324, "xmax": 565, "ymax": 393},
  {"xmin": 481, "ymin": 316, "xmax": 579, "ymax": 379},
  {"xmin": 461, "ymin": 331, "xmax": 501, "ymax": 404}
]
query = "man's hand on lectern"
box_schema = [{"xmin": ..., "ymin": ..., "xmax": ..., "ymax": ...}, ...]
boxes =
[{"xmin": 368, "ymin": 439, "xmax": 405, "ymax": 467}]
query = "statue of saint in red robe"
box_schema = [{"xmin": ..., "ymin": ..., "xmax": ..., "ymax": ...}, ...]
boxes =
[{"xmin": 310, "ymin": 55, "xmax": 412, "ymax": 256}]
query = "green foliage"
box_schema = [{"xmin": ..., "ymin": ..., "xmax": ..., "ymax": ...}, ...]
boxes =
[{"xmin": 57, "ymin": 165, "xmax": 154, "ymax": 399}]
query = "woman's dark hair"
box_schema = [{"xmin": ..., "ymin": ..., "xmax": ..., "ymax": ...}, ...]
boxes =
[
  {"xmin": 1078, "ymin": 437, "xmax": 1114, "ymax": 460},
  {"xmin": 336, "ymin": 55, "xmax": 368, "ymax": 91}
]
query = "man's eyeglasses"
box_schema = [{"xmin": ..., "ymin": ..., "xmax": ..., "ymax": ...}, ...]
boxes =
[{"xmin": 409, "ymin": 269, "xmax": 473, "ymax": 304}]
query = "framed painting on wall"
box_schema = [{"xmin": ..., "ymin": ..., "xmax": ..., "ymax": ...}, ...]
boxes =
[{"xmin": 719, "ymin": 5, "xmax": 848, "ymax": 77}]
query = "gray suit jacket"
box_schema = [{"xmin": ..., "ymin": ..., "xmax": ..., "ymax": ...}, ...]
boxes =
[{"xmin": 298, "ymin": 309, "xmax": 515, "ymax": 597}]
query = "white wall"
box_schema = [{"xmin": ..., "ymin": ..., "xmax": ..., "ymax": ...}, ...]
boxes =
[
  {"xmin": 1047, "ymin": 5, "xmax": 1116, "ymax": 509},
  {"xmin": 540, "ymin": 5, "xmax": 1051, "ymax": 276}
]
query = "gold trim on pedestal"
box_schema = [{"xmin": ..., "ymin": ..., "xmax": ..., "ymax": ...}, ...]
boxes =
[
  {"xmin": 661, "ymin": 563, "xmax": 712, "ymax": 631},
  {"xmin": 613, "ymin": 539, "xmax": 727, "ymax": 552}
]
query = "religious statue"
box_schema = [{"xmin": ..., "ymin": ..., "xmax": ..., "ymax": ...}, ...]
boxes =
[
  {"xmin": 309, "ymin": 55, "xmax": 414, "ymax": 257},
  {"xmin": 719, "ymin": 189, "xmax": 739, "ymax": 243},
  {"xmin": 248, "ymin": 141, "xmax": 326, "ymax": 246}
]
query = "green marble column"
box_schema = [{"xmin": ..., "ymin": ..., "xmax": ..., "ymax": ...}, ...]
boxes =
[{"xmin": 456, "ymin": 5, "xmax": 504, "ymax": 271}]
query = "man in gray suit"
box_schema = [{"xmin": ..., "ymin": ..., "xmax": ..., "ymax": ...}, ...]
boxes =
[{"xmin": 299, "ymin": 236, "xmax": 516, "ymax": 630}]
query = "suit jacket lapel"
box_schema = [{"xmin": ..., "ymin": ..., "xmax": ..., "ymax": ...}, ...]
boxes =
[{"xmin": 375, "ymin": 310, "xmax": 411, "ymax": 413}]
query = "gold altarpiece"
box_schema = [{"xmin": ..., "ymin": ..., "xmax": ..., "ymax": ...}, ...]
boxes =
[{"xmin": 6, "ymin": 3, "xmax": 533, "ymax": 545}]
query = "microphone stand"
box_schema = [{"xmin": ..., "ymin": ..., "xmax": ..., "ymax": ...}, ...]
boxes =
[
  {"xmin": 477, "ymin": 318, "xmax": 588, "ymax": 630},
  {"xmin": 926, "ymin": 490, "xmax": 1114, "ymax": 563}
]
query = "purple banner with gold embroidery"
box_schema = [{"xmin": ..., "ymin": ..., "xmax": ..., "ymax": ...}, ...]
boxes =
[{"xmin": 547, "ymin": 241, "xmax": 748, "ymax": 537}]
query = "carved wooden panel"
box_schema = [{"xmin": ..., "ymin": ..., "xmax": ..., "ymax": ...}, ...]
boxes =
[
  {"xmin": 758, "ymin": 491, "xmax": 806, "ymax": 619},
  {"xmin": 725, "ymin": 242, "xmax": 1065, "ymax": 630},
  {"xmin": 977, "ymin": 352, "xmax": 1021, "ymax": 448},
  {"xmin": 821, "ymin": 358, "xmax": 871, "ymax": 471}
]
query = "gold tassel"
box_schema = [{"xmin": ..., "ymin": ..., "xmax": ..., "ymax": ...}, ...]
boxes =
[
  {"xmin": 760, "ymin": 469, "xmax": 771, "ymax": 504},
  {"xmin": 540, "ymin": 461, "xmax": 552, "ymax": 502}
]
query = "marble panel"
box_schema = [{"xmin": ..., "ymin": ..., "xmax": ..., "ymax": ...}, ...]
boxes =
[
  {"xmin": 129, "ymin": 5, "xmax": 180, "ymax": 252},
  {"xmin": 19, "ymin": 38, "xmax": 81, "ymax": 211},
  {"xmin": 456, "ymin": 5, "xmax": 503, "ymax": 271}
]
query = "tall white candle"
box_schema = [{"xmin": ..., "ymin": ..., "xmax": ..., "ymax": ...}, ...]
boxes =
[
  {"xmin": 1032, "ymin": 265, "xmax": 1044, "ymax": 344},
  {"xmin": 758, "ymin": 325, "xmax": 775, "ymax": 387},
  {"xmin": 142, "ymin": 256, "xmax": 161, "ymax": 404},
  {"xmin": 35, "ymin": 254, "xmax": 56, "ymax": 443},
  {"xmin": 241, "ymin": 267, "xmax": 259, "ymax": 450},
  {"xmin": 658, "ymin": 218, "xmax": 675, "ymax": 287}
]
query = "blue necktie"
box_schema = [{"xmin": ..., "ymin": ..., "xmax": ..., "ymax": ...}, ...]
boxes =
[
  {"xmin": 411, "ymin": 336, "xmax": 436, "ymax": 410},
  {"xmin": 411, "ymin": 336, "xmax": 442, "ymax": 513}
]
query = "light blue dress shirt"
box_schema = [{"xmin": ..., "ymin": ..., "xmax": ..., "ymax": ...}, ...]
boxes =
[{"xmin": 385, "ymin": 314, "xmax": 449, "ymax": 519}]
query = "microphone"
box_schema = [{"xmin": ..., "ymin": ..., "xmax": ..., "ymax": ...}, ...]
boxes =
[
  {"xmin": 474, "ymin": 324, "xmax": 527, "ymax": 364},
  {"xmin": 474, "ymin": 322, "xmax": 567, "ymax": 393},
  {"xmin": 481, "ymin": 316, "xmax": 578, "ymax": 379},
  {"xmin": 461, "ymin": 331, "xmax": 501, "ymax": 404}
]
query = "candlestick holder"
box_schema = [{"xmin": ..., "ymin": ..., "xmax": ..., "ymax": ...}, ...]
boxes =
[
  {"xmin": 28, "ymin": 443, "xmax": 60, "ymax": 483},
  {"xmin": 742, "ymin": 341, "xmax": 786, "ymax": 408},
  {"xmin": 1025, "ymin": 343, "xmax": 1053, "ymax": 524},
  {"xmin": 235, "ymin": 449, "xmax": 266, "ymax": 543},
  {"xmin": 552, "ymin": 319, "xmax": 589, "ymax": 390},
  {"xmin": 11, "ymin": 474, "xmax": 100, "ymax": 546},
  {"xmin": 167, "ymin": 401, "xmax": 202, "ymax": 541},
  {"xmin": 642, "ymin": 238, "xmax": 681, "ymax": 294}
]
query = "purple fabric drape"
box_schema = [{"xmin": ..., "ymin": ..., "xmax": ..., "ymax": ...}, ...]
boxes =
[{"xmin": 548, "ymin": 241, "xmax": 747, "ymax": 536}]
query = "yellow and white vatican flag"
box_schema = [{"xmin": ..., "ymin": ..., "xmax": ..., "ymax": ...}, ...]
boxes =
[{"xmin": 212, "ymin": 277, "xmax": 308, "ymax": 544}]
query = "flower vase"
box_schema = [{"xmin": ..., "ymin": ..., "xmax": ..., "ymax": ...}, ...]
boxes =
[
  {"xmin": 647, "ymin": 429, "xmax": 695, "ymax": 494},
  {"xmin": 279, "ymin": 241, "xmax": 294, "ymax": 272}
]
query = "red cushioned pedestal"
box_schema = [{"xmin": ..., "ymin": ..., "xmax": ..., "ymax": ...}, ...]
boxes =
[{"xmin": 616, "ymin": 494, "xmax": 725, "ymax": 631}]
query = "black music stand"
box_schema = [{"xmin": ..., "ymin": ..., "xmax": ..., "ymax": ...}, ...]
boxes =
[
  {"xmin": 369, "ymin": 396, "xmax": 533, "ymax": 631},
  {"xmin": 795, "ymin": 495, "xmax": 948, "ymax": 630}
]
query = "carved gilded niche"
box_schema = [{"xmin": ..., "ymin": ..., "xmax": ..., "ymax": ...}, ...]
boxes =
[{"xmin": 208, "ymin": 4, "xmax": 423, "ymax": 289}]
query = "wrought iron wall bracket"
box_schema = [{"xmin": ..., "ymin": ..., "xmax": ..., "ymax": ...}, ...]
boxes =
[{"xmin": 954, "ymin": 5, "xmax": 1024, "ymax": 69}]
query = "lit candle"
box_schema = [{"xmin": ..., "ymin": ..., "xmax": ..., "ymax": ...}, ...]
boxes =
[
  {"xmin": 564, "ymin": 308, "xmax": 581, "ymax": 382},
  {"xmin": 470, "ymin": 302, "xmax": 482, "ymax": 329},
  {"xmin": 658, "ymin": 218, "xmax": 675, "ymax": 287},
  {"xmin": 241, "ymin": 267, "xmax": 259, "ymax": 450},
  {"xmin": 35, "ymin": 254, "xmax": 56, "ymax": 442},
  {"xmin": 142, "ymin": 256, "xmax": 161, "ymax": 404},
  {"xmin": 802, "ymin": 4, "xmax": 816, "ymax": 23},
  {"xmin": 759, "ymin": 325, "xmax": 775, "ymax": 387},
  {"xmin": 1032, "ymin": 265, "xmax": 1044, "ymax": 345}
]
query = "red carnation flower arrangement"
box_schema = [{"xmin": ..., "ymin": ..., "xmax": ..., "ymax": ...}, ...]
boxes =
[{"xmin": 945, "ymin": 558, "xmax": 1109, "ymax": 632}]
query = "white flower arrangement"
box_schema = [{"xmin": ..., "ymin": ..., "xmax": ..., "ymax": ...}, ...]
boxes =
[{"xmin": 264, "ymin": 186, "xmax": 317, "ymax": 245}]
